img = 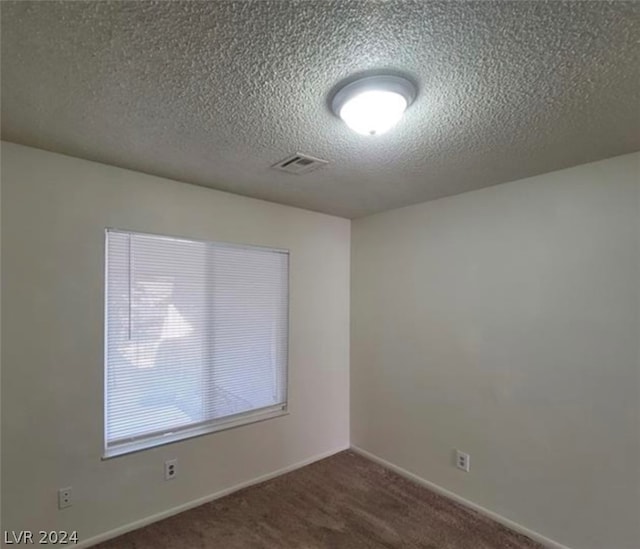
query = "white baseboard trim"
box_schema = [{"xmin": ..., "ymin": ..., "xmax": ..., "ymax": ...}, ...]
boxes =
[
  {"xmin": 350, "ymin": 445, "xmax": 571, "ymax": 549},
  {"xmin": 78, "ymin": 444, "xmax": 349, "ymax": 548}
]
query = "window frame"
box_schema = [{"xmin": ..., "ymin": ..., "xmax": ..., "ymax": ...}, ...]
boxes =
[{"xmin": 103, "ymin": 228, "xmax": 290, "ymax": 459}]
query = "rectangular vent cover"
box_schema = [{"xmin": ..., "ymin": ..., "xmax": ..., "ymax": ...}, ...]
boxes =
[{"xmin": 272, "ymin": 153, "xmax": 329, "ymax": 175}]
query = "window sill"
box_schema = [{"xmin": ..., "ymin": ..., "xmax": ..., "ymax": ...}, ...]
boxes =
[{"xmin": 103, "ymin": 406, "xmax": 288, "ymax": 459}]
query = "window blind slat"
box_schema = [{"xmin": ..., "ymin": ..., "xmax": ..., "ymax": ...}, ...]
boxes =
[{"xmin": 105, "ymin": 229, "xmax": 289, "ymax": 456}]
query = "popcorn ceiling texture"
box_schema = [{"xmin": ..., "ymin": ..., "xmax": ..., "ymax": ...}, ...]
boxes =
[{"xmin": 2, "ymin": 0, "xmax": 639, "ymax": 218}]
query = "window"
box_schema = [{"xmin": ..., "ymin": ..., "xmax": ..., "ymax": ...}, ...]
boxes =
[{"xmin": 104, "ymin": 229, "xmax": 289, "ymax": 457}]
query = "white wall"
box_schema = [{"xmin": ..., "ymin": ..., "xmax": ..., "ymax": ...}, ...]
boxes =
[
  {"xmin": 3, "ymin": 142, "xmax": 639, "ymax": 549},
  {"xmin": 351, "ymin": 153, "xmax": 640, "ymax": 549},
  {"xmin": 0, "ymin": 142, "xmax": 350, "ymax": 543}
]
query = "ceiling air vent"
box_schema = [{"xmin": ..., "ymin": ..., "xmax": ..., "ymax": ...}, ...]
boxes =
[{"xmin": 272, "ymin": 153, "xmax": 329, "ymax": 175}]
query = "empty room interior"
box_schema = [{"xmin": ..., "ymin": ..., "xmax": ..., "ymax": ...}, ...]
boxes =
[{"xmin": 1, "ymin": 1, "xmax": 639, "ymax": 548}]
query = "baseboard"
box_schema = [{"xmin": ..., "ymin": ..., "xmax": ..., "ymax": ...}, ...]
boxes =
[
  {"xmin": 77, "ymin": 444, "xmax": 349, "ymax": 548},
  {"xmin": 350, "ymin": 445, "xmax": 571, "ymax": 549}
]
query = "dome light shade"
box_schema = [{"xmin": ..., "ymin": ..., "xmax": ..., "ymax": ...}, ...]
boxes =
[
  {"xmin": 339, "ymin": 90, "xmax": 407, "ymax": 136},
  {"xmin": 331, "ymin": 75, "xmax": 417, "ymax": 136}
]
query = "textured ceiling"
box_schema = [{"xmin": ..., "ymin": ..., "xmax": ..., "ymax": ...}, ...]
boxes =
[{"xmin": 2, "ymin": 1, "xmax": 639, "ymax": 218}]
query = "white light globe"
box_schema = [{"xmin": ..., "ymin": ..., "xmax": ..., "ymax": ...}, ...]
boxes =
[
  {"xmin": 339, "ymin": 90, "xmax": 408, "ymax": 136},
  {"xmin": 331, "ymin": 74, "xmax": 417, "ymax": 137}
]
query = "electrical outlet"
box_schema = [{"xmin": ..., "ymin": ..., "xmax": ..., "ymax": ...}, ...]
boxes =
[
  {"xmin": 455, "ymin": 450, "xmax": 470, "ymax": 472},
  {"xmin": 164, "ymin": 459, "xmax": 178, "ymax": 480},
  {"xmin": 58, "ymin": 487, "xmax": 72, "ymax": 509}
]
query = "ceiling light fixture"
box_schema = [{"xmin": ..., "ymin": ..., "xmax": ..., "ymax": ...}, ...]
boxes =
[{"xmin": 331, "ymin": 74, "xmax": 417, "ymax": 136}]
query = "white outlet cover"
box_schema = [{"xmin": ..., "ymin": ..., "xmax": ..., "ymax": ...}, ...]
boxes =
[
  {"xmin": 58, "ymin": 486, "xmax": 72, "ymax": 509},
  {"xmin": 165, "ymin": 459, "xmax": 178, "ymax": 480},
  {"xmin": 455, "ymin": 450, "xmax": 470, "ymax": 472}
]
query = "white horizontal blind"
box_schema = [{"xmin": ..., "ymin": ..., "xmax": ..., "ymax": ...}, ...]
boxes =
[{"xmin": 105, "ymin": 229, "xmax": 288, "ymax": 456}]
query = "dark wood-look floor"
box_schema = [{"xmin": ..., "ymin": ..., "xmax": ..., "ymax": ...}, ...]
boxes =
[{"xmin": 95, "ymin": 451, "xmax": 543, "ymax": 548}]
